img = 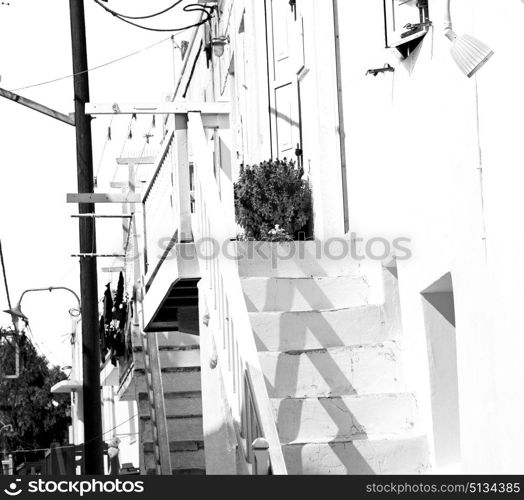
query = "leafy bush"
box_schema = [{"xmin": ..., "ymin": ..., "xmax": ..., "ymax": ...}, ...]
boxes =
[
  {"xmin": 234, "ymin": 159, "xmax": 312, "ymax": 240},
  {"xmin": 0, "ymin": 331, "xmax": 71, "ymax": 455}
]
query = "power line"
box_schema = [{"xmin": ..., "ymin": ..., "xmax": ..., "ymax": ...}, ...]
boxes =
[
  {"xmin": 7, "ymin": 414, "xmax": 139, "ymax": 454},
  {"xmin": 94, "ymin": 0, "xmax": 184, "ymax": 20},
  {"xmin": 93, "ymin": 0, "xmax": 214, "ymax": 33},
  {"xmin": 24, "ymin": 324, "xmax": 48, "ymax": 363},
  {"xmin": 0, "ymin": 240, "xmax": 13, "ymax": 310},
  {"xmin": 95, "ymin": 115, "xmax": 115, "ymax": 186},
  {"xmin": 9, "ymin": 35, "xmax": 176, "ymax": 93}
]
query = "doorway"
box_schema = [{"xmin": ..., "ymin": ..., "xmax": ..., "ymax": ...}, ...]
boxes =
[
  {"xmin": 265, "ymin": 0, "xmax": 303, "ymax": 162},
  {"xmin": 422, "ymin": 273, "xmax": 462, "ymax": 472}
]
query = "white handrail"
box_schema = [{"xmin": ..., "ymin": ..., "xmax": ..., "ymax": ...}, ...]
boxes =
[
  {"xmin": 143, "ymin": 131, "xmax": 177, "ymax": 277},
  {"xmin": 187, "ymin": 112, "xmax": 287, "ymax": 475}
]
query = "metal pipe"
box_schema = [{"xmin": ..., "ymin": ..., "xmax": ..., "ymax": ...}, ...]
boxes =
[
  {"xmin": 71, "ymin": 215, "xmax": 133, "ymax": 219},
  {"xmin": 18, "ymin": 287, "xmax": 81, "ymax": 311},
  {"xmin": 333, "ymin": 0, "xmax": 350, "ymax": 234},
  {"xmin": 71, "ymin": 254, "xmax": 126, "ymax": 259},
  {"xmin": 444, "ymin": 0, "xmax": 457, "ymax": 41}
]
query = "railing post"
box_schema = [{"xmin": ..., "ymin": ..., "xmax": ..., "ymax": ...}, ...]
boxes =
[
  {"xmin": 213, "ymin": 128, "xmax": 237, "ymax": 241},
  {"xmin": 188, "ymin": 112, "xmax": 287, "ymax": 475},
  {"xmin": 252, "ymin": 438, "xmax": 270, "ymax": 475},
  {"xmin": 174, "ymin": 114, "xmax": 192, "ymax": 243}
]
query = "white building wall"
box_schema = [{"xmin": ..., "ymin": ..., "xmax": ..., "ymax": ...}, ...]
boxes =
[
  {"xmin": 100, "ymin": 363, "xmax": 140, "ymax": 472},
  {"xmin": 186, "ymin": 0, "xmax": 347, "ymax": 238},
  {"xmin": 175, "ymin": 0, "xmax": 524, "ymax": 474},
  {"xmin": 336, "ymin": 0, "xmax": 524, "ymax": 474}
]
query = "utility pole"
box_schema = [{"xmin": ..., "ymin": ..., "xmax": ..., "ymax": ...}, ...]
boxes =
[{"xmin": 69, "ymin": 0, "xmax": 104, "ymax": 474}]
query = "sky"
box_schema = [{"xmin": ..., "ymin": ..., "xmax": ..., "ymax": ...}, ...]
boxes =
[{"xmin": 0, "ymin": 0, "xmax": 198, "ymax": 367}]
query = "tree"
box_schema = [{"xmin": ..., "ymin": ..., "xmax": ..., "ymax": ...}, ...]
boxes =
[{"xmin": 0, "ymin": 329, "xmax": 71, "ymax": 466}]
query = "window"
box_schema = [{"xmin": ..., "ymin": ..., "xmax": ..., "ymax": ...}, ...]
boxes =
[{"xmin": 383, "ymin": 0, "xmax": 430, "ymax": 58}]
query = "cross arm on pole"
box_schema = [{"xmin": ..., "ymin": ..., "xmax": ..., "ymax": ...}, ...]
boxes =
[
  {"xmin": 85, "ymin": 101, "xmax": 230, "ymax": 116},
  {"xmin": 0, "ymin": 88, "xmax": 75, "ymax": 126},
  {"xmin": 85, "ymin": 101, "xmax": 231, "ymax": 128}
]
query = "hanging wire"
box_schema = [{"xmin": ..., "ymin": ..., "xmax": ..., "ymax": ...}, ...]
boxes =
[
  {"xmin": 24, "ymin": 324, "xmax": 48, "ymax": 361},
  {"xmin": 95, "ymin": 115, "xmax": 115, "ymax": 187},
  {"xmin": 9, "ymin": 35, "xmax": 175, "ymax": 92},
  {"xmin": 0, "ymin": 240, "xmax": 13, "ymax": 310},
  {"xmin": 106, "ymin": 111, "xmax": 157, "ymax": 281},
  {"xmin": 6, "ymin": 414, "xmax": 139, "ymax": 454},
  {"xmin": 95, "ymin": 0, "xmax": 184, "ymax": 20},
  {"xmin": 93, "ymin": 0, "xmax": 215, "ymax": 33}
]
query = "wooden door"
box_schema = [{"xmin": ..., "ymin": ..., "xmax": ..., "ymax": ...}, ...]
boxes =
[{"xmin": 266, "ymin": 0, "xmax": 304, "ymax": 163}]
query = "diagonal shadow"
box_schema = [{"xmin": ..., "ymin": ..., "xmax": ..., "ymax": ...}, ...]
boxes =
[{"xmin": 265, "ymin": 275, "xmax": 390, "ymax": 475}]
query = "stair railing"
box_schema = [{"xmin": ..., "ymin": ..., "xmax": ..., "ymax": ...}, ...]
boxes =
[
  {"xmin": 187, "ymin": 112, "xmax": 287, "ymax": 475},
  {"xmin": 132, "ymin": 284, "xmax": 172, "ymax": 476},
  {"xmin": 142, "ymin": 130, "xmax": 178, "ymax": 279}
]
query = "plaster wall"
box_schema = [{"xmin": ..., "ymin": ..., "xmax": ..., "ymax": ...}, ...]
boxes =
[
  {"xmin": 100, "ymin": 364, "xmax": 140, "ymax": 472},
  {"xmin": 336, "ymin": 0, "xmax": 524, "ymax": 474},
  {"xmin": 174, "ymin": 0, "xmax": 524, "ymax": 474}
]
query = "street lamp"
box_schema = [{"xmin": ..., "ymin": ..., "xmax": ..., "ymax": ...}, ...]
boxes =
[
  {"xmin": 3, "ymin": 286, "xmax": 85, "ymax": 449},
  {"xmin": 3, "ymin": 287, "xmax": 81, "ymax": 324}
]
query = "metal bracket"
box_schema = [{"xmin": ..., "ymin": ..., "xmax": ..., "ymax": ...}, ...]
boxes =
[
  {"xmin": 67, "ymin": 193, "xmax": 142, "ymax": 204},
  {"xmin": 366, "ymin": 64, "xmax": 395, "ymax": 77},
  {"xmin": 72, "ymin": 254, "xmax": 126, "ymax": 259},
  {"xmin": 71, "ymin": 214, "xmax": 133, "ymax": 219}
]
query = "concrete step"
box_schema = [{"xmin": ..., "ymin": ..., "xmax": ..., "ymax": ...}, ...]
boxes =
[
  {"xmin": 141, "ymin": 416, "xmax": 204, "ymax": 444},
  {"xmin": 236, "ymin": 241, "xmax": 362, "ymax": 278},
  {"xmin": 172, "ymin": 469, "xmax": 206, "ymax": 475},
  {"xmin": 134, "ymin": 367, "xmax": 201, "ymax": 394},
  {"xmin": 259, "ymin": 342, "xmax": 403, "ymax": 398},
  {"xmin": 272, "ymin": 394, "xmax": 419, "ymax": 444},
  {"xmin": 143, "ymin": 441, "xmax": 204, "ymax": 453},
  {"xmin": 132, "ymin": 331, "xmax": 200, "ymax": 350},
  {"xmin": 138, "ymin": 392, "xmax": 203, "ymax": 419},
  {"xmin": 156, "ymin": 332, "xmax": 200, "ymax": 348},
  {"xmin": 134, "ymin": 348, "xmax": 201, "ymax": 371},
  {"xmin": 282, "ymin": 435, "xmax": 431, "ymax": 475},
  {"xmin": 251, "ymin": 306, "xmax": 397, "ymax": 352},
  {"xmin": 242, "ymin": 276, "xmax": 370, "ymax": 312},
  {"xmin": 144, "ymin": 449, "xmax": 206, "ymax": 474}
]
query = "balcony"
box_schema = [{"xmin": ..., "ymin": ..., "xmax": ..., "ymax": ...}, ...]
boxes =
[{"xmin": 116, "ymin": 120, "xmax": 200, "ymax": 399}]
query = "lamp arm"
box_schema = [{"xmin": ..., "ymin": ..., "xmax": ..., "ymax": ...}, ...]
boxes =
[
  {"xmin": 18, "ymin": 287, "xmax": 81, "ymax": 312},
  {"xmin": 444, "ymin": 0, "xmax": 457, "ymax": 41}
]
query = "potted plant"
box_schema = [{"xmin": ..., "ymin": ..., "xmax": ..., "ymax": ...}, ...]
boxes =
[{"xmin": 234, "ymin": 158, "xmax": 312, "ymax": 241}]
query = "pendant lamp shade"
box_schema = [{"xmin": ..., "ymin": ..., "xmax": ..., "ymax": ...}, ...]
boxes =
[
  {"xmin": 445, "ymin": 0, "xmax": 493, "ymax": 78},
  {"xmin": 450, "ymin": 34, "xmax": 494, "ymax": 78}
]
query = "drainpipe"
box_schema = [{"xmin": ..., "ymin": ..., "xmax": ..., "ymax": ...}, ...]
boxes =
[
  {"xmin": 445, "ymin": 0, "xmax": 489, "ymax": 260},
  {"xmin": 332, "ymin": 0, "xmax": 350, "ymax": 234}
]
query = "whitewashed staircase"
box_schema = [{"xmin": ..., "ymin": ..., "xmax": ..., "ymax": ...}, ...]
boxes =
[
  {"xmin": 237, "ymin": 243, "xmax": 431, "ymax": 475},
  {"xmin": 135, "ymin": 332, "xmax": 206, "ymax": 475}
]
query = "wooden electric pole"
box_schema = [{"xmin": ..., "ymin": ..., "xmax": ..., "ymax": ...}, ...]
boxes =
[{"xmin": 69, "ymin": 0, "xmax": 104, "ymax": 475}]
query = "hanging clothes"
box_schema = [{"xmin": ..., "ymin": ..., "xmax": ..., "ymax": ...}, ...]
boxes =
[
  {"xmin": 99, "ymin": 315, "xmax": 108, "ymax": 362},
  {"xmin": 114, "ymin": 272, "xmax": 125, "ymax": 310},
  {"xmin": 103, "ymin": 283, "xmax": 113, "ymax": 325}
]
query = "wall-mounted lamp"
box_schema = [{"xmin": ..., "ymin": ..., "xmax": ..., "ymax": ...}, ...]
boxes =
[
  {"xmin": 211, "ymin": 35, "xmax": 230, "ymax": 58},
  {"xmin": 444, "ymin": 0, "xmax": 493, "ymax": 78}
]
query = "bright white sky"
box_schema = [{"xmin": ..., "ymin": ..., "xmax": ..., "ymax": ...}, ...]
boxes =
[{"xmin": 0, "ymin": 0, "xmax": 198, "ymax": 367}]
